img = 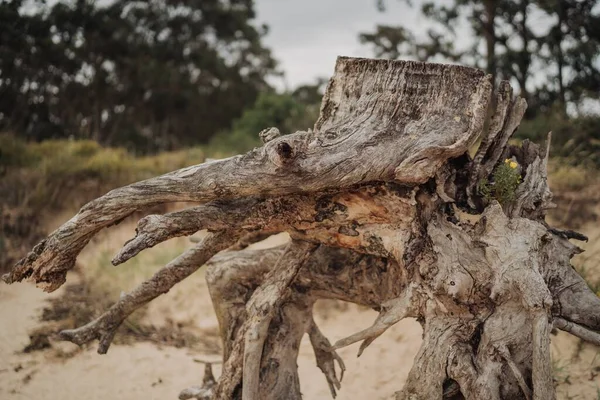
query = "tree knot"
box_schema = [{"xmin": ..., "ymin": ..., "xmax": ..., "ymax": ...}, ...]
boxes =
[{"xmin": 276, "ymin": 142, "xmax": 294, "ymax": 160}]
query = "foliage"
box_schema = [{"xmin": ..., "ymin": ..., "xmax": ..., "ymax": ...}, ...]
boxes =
[
  {"xmin": 0, "ymin": 0, "xmax": 277, "ymax": 152},
  {"xmin": 207, "ymin": 84, "xmax": 323, "ymax": 154},
  {"xmin": 478, "ymin": 159, "xmax": 523, "ymax": 205}
]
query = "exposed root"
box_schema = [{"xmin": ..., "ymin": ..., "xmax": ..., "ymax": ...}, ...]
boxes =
[
  {"xmin": 331, "ymin": 283, "xmax": 418, "ymax": 356},
  {"xmin": 113, "ymin": 199, "xmax": 261, "ymax": 265},
  {"xmin": 211, "ymin": 240, "xmax": 317, "ymax": 400},
  {"xmin": 60, "ymin": 231, "xmax": 237, "ymax": 353},
  {"xmin": 531, "ymin": 311, "xmax": 555, "ymax": 400},
  {"xmin": 496, "ymin": 344, "xmax": 532, "ymax": 400},
  {"xmin": 213, "ymin": 331, "xmax": 245, "ymax": 400},
  {"xmin": 179, "ymin": 363, "xmax": 217, "ymax": 400},
  {"xmin": 395, "ymin": 316, "xmax": 472, "ymax": 400},
  {"xmin": 554, "ymin": 317, "xmax": 600, "ymax": 346},
  {"xmin": 547, "ymin": 227, "xmax": 588, "ymax": 242},
  {"xmin": 242, "ymin": 240, "xmax": 317, "ymax": 400},
  {"xmin": 446, "ymin": 342, "xmax": 494, "ymax": 400},
  {"xmin": 228, "ymin": 231, "xmax": 274, "ymax": 251},
  {"xmin": 308, "ymin": 316, "xmax": 346, "ymax": 398}
]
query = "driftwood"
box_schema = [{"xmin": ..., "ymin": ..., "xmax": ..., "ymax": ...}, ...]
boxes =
[{"xmin": 3, "ymin": 56, "xmax": 599, "ymax": 399}]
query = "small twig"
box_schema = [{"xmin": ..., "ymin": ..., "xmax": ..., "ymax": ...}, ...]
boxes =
[
  {"xmin": 193, "ymin": 356, "xmax": 222, "ymax": 365},
  {"xmin": 179, "ymin": 363, "xmax": 217, "ymax": 400},
  {"xmin": 554, "ymin": 317, "xmax": 600, "ymax": 346},
  {"xmin": 332, "ymin": 284, "xmax": 417, "ymax": 356},
  {"xmin": 548, "ymin": 228, "xmax": 588, "ymax": 242}
]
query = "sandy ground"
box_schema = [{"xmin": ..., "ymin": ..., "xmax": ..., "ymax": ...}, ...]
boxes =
[
  {"xmin": 0, "ymin": 278, "xmax": 422, "ymax": 400},
  {"xmin": 1, "ymin": 224, "xmax": 600, "ymax": 399}
]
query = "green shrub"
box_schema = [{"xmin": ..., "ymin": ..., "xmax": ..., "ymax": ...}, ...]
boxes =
[
  {"xmin": 478, "ymin": 159, "xmax": 523, "ymax": 205},
  {"xmin": 0, "ymin": 133, "xmax": 37, "ymax": 172},
  {"xmin": 207, "ymin": 91, "xmax": 321, "ymax": 155}
]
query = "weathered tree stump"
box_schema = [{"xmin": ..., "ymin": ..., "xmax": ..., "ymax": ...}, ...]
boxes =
[{"xmin": 4, "ymin": 57, "xmax": 599, "ymax": 400}]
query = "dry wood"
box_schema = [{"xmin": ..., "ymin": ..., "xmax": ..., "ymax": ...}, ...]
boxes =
[
  {"xmin": 61, "ymin": 231, "xmax": 238, "ymax": 353},
  {"xmin": 5, "ymin": 56, "xmax": 600, "ymax": 400},
  {"xmin": 308, "ymin": 316, "xmax": 346, "ymax": 398},
  {"xmin": 242, "ymin": 240, "xmax": 317, "ymax": 400}
]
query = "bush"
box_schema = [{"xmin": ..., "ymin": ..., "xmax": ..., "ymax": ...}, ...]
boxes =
[
  {"xmin": 517, "ymin": 109, "xmax": 600, "ymax": 167},
  {"xmin": 208, "ymin": 91, "xmax": 321, "ymax": 154}
]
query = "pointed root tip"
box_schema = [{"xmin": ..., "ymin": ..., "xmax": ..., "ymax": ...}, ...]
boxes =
[
  {"xmin": 356, "ymin": 338, "xmax": 374, "ymax": 358},
  {"xmin": 1, "ymin": 272, "xmax": 12, "ymax": 284},
  {"xmin": 111, "ymin": 251, "xmax": 130, "ymax": 266},
  {"xmin": 58, "ymin": 329, "xmax": 79, "ymax": 345},
  {"xmin": 357, "ymin": 346, "xmax": 365, "ymax": 358}
]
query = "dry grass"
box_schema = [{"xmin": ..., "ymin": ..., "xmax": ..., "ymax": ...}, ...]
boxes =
[{"xmin": 549, "ymin": 160, "xmax": 600, "ymax": 193}]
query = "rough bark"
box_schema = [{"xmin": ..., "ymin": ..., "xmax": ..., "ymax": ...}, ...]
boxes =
[{"xmin": 4, "ymin": 57, "xmax": 599, "ymax": 400}]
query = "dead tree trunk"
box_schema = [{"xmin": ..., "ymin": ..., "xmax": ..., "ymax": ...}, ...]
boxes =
[{"xmin": 4, "ymin": 57, "xmax": 599, "ymax": 400}]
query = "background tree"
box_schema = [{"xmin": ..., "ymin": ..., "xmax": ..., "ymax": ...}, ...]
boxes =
[
  {"xmin": 535, "ymin": 0, "xmax": 600, "ymax": 114},
  {"xmin": 363, "ymin": 0, "xmax": 600, "ymax": 165},
  {"xmin": 208, "ymin": 79, "xmax": 325, "ymax": 153},
  {"xmin": 0, "ymin": 0, "xmax": 277, "ymax": 152},
  {"xmin": 362, "ymin": 0, "xmax": 600, "ymax": 115}
]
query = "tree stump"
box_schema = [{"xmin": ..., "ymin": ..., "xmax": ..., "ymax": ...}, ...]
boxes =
[{"xmin": 4, "ymin": 57, "xmax": 599, "ymax": 400}]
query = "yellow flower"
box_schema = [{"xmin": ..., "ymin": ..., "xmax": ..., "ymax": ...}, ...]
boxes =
[
  {"xmin": 504, "ymin": 158, "xmax": 510, "ymax": 164},
  {"xmin": 509, "ymin": 161, "xmax": 518, "ymax": 169}
]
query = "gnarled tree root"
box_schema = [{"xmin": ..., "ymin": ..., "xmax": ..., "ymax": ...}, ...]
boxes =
[{"xmin": 6, "ymin": 57, "xmax": 600, "ymax": 400}]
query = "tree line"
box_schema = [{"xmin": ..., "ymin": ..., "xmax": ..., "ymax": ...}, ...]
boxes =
[
  {"xmin": 2, "ymin": 0, "xmax": 599, "ymax": 161},
  {"xmin": 364, "ymin": 0, "xmax": 600, "ymax": 117},
  {"xmin": 0, "ymin": 0, "xmax": 277, "ymax": 152}
]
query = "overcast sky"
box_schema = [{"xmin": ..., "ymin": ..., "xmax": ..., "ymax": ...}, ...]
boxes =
[{"xmin": 254, "ymin": 0, "xmax": 425, "ymax": 89}]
